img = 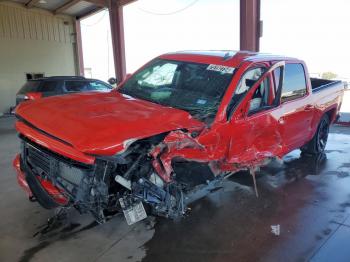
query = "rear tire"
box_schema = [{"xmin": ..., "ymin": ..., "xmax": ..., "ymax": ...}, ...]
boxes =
[{"xmin": 301, "ymin": 114, "xmax": 330, "ymax": 154}]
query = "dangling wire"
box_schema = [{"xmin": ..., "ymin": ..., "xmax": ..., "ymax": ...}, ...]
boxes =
[
  {"xmin": 138, "ymin": 0, "xmax": 199, "ymax": 16},
  {"xmin": 81, "ymin": 9, "xmax": 107, "ymax": 27}
]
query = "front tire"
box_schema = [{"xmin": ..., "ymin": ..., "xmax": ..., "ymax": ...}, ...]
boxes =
[{"xmin": 301, "ymin": 114, "xmax": 330, "ymax": 154}]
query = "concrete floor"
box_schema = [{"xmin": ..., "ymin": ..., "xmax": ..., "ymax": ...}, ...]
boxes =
[{"xmin": 1, "ymin": 116, "xmax": 350, "ymax": 262}]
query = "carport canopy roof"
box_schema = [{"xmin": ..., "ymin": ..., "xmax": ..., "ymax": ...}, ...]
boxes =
[{"xmin": 7, "ymin": 0, "xmax": 135, "ymax": 18}]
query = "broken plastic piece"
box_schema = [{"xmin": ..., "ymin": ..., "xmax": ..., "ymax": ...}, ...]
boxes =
[
  {"xmin": 115, "ymin": 175, "xmax": 131, "ymax": 190},
  {"xmin": 250, "ymin": 169, "xmax": 259, "ymax": 198}
]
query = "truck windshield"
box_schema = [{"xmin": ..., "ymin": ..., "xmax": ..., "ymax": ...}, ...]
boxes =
[{"xmin": 119, "ymin": 59, "xmax": 234, "ymax": 122}]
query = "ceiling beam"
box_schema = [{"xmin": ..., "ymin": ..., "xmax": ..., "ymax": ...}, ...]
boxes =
[
  {"xmin": 117, "ymin": 0, "xmax": 136, "ymax": 7},
  {"xmin": 85, "ymin": 0, "xmax": 108, "ymax": 7},
  {"xmin": 25, "ymin": 0, "xmax": 40, "ymax": 8},
  {"xmin": 24, "ymin": 0, "xmax": 113, "ymax": 13},
  {"xmin": 53, "ymin": 0, "xmax": 133, "ymax": 15},
  {"xmin": 76, "ymin": 7, "xmax": 104, "ymax": 19},
  {"xmin": 54, "ymin": 0, "xmax": 81, "ymax": 14}
]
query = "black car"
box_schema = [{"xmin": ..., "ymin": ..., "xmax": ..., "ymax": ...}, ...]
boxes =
[{"xmin": 15, "ymin": 76, "xmax": 113, "ymax": 105}]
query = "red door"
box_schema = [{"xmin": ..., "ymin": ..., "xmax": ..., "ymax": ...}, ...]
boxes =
[
  {"xmin": 227, "ymin": 69, "xmax": 284, "ymax": 165},
  {"xmin": 277, "ymin": 63, "xmax": 314, "ymax": 151}
]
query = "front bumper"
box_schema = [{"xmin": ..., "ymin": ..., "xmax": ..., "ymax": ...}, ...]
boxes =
[
  {"xmin": 13, "ymin": 136, "xmax": 107, "ymax": 216},
  {"xmin": 13, "ymin": 154, "xmax": 68, "ymax": 207},
  {"xmin": 13, "ymin": 154, "xmax": 32, "ymax": 198}
]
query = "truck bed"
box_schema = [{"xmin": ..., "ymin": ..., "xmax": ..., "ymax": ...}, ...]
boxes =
[{"xmin": 310, "ymin": 78, "xmax": 342, "ymax": 92}]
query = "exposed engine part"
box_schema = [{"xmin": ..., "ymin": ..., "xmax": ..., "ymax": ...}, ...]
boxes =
[
  {"xmin": 20, "ymin": 132, "xmax": 224, "ymax": 224},
  {"xmin": 131, "ymin": 178, "xmax": 185, "ymax": 219},
  {"xmin": 149, "ymin": 172, "xmax": 164, "ymax": 188},
  {"xmin": 115, "ymin": 175, "xmax": 131, "ymax": 190}
]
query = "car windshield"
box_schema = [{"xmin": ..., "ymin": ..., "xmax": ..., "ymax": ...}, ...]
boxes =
[
  {"xmin": 119, "ymin": 59, "xmax": 235, "ymax": 122},
  {"xmin": 18, "ymin": 81, "xmax": 41, "ymax": 94}
]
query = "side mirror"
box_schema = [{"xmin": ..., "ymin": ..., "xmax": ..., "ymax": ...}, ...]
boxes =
[{"xmin": 108, "ymin": 77, "xmax": 117, "ymax": 85}]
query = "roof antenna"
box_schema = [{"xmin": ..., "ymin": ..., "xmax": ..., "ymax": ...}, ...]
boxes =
[{"xmin": 223, "ymin": 51, "xmax": 233, "ymax": 61}]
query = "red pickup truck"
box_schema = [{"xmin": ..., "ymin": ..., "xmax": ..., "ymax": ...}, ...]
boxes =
[{"xmin": 13, "ymin": 51, "xmax": 345, "ymax": 224}]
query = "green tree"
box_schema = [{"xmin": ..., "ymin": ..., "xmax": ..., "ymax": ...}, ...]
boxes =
[{"xmin": 321, "ymin": 72, "xmax": 337, "ymax": 80}]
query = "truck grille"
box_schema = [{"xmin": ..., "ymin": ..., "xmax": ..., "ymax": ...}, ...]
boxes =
[
  {"xmin": 27, "ymin": 145, "xmax": 51, "ymax": 174},
  {"xmin": 22, "ymin": 139, "xmax": 93, "ymax": 191}
]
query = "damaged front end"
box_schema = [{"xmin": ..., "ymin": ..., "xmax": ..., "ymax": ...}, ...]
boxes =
[{"xmin": 16, "ymin": 129, "xmax": 221, "ymax": 225}]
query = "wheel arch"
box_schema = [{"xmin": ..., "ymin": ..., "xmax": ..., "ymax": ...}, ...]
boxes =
[{"xmin": 324, "ymin": 107, "xmax": 337, "ymax": 123}]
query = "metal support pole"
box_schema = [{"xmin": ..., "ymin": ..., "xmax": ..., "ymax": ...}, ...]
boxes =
[
  {"xmin": 109, "ymin": 0, "xmax": 126, "ymax": 82},
  {"xmin": 240, "ymin": 0, "xmax": 261, "ymax": 52},
  {"xmin": 75, "ymin": 19, "xmax": 85, "ymax": 76}
]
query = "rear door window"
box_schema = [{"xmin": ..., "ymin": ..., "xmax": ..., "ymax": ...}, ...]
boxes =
[
  {"xmin": 18, "ymin": 81, "xmax": 41, "ymax": 94},
  {"xmin": 40, "ymin": 81, "xmax": 60, "ymax": 93},
  {"xmin": 281, "ymin": 64, "xmax": 307, "ymax": 102}
]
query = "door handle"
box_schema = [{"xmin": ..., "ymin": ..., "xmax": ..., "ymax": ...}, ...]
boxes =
[{"xmin": 304, "ymin": 104, "xmax": 313, "ymax": 111}]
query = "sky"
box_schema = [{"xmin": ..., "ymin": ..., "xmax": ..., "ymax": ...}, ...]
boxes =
[
  {"xmin": 81, "ymin": 0, "xmax": 350, "ymax": 82},
  {"xmin": 81, "ymin": 10, "xmax": 114, "ymax": 80},
  {"xmin": 261, "ymin": 0, "xmax": 350, "ymax": 81},
  {"xmin": 81, "ymin": 0, "xmax": 239, "ymax": 81}
]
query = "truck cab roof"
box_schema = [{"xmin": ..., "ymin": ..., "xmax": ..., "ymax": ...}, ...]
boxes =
[{"xmin": 159, "ymin": 50, "xmax": 300, "ymax": 67}]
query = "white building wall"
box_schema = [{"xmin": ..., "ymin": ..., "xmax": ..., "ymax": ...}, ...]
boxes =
[{"xmin": 0, "ymin": 2, "xmax": 78, "ymax": 113}]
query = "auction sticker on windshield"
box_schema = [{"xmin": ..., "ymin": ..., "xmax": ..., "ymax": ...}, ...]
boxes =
[{"xmin": 207, "ymin": 64, "xmax": 235, "ymax": 74}]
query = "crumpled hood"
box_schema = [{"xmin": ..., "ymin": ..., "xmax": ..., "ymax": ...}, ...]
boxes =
[{"xmin": 16, "ymin": 91, "xmax": 205, "ymax": 155}]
